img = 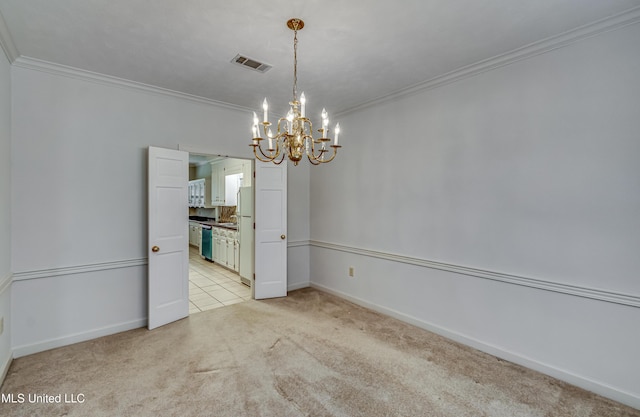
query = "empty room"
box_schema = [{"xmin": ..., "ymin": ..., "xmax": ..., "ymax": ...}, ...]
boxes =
[{"xmin": 0, "ymin": 1, "xmax": 639, "ymax": 415}]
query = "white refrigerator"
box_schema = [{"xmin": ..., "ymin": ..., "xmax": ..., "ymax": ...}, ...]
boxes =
[{"xmin": 237, "ymin": 186, "xmax": 254, "ymax": 286}]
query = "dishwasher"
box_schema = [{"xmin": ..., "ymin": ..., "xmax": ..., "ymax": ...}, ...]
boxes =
[{"xmin": 200, "ymin": 225, "xmax": 213, "ymax": 261}]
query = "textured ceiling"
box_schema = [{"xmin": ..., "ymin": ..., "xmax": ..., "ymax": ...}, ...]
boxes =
[{"xmin": 1, "ymin": 0, "xmax": 639, "ymax": 119}]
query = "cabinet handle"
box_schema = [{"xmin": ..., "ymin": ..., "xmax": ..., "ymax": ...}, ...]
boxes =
[
  {"xmin": 281, "ymin": 234, "xmax": 286, "ymax": 240},
  {"xmin": 151, "ymin": 246, "xmax": 160, "ymax": 253}
]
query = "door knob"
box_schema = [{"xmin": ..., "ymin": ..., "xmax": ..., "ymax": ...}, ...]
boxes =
[
  {"xmin": 281, "ymin": 235, "xmax": 286, "ymax": 240},
  {"xmin": 151, "ymin": 246, "xmax": 160, "ymax": 252}
]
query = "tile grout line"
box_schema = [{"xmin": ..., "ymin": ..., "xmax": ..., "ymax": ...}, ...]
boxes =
[{"xmin": 188, "ymin": 247, "xmax": 249, "ymax": 313}]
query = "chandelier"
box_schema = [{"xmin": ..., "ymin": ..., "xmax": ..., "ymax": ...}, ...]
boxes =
[{"xmin": 250, "ymin": 18, "xmax": 341, "ymax": 166}]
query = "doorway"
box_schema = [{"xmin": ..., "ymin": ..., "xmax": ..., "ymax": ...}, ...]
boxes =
[
  {"xmin": 148, "ymin": 146, "xmax": 287, "ymax": 328},
  {"xmin": 187, "ymin": 154, "xmax": 254, "ymax": 314}
]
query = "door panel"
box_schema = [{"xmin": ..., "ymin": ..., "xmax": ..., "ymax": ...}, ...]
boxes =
[
  {"xmin": 148, "ymin": 146, "xmax": 189, "ymax": 329},
  {"xmin": 254, "ymin": 161, "xmax": 287, "ymax": 299}
]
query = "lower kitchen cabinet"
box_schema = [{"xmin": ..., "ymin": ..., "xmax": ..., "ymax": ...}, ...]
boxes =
[
  {"xmin": 212, "ymin": 227, "xmax": 222, "ymax": 264},
  {"xmin": 211, "ymin": 226, "xmax": 239, "ymax": 272},
  {"xmin": 188, "ymin": 222, "xmax": 202, "ymax": 248},
  {"xmin": 233, "ymin": 237, "xmax": 240, "ymax": 272}
]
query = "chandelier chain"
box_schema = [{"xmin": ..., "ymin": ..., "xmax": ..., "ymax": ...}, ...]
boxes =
[{"xmin": 293, "ymin": 27, "xmax": 298, "ymax": 101}]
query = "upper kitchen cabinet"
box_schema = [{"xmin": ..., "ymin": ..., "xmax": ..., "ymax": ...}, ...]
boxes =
[
  {"xmin": 188, "ymin": 178, "xmax": 213, "ymax": 208},
  {"xmin": 210, "ymin": 160, "xmax": 225, "ymax": 205}
]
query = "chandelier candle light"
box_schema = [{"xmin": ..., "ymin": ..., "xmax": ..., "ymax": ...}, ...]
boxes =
[{"xmin": 250, "ymin": 18, "xmax": 341, "ymax": 165}]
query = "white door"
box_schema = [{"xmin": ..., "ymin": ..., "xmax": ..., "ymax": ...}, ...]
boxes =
[
  {"xmin": 148, "ymin": 146, "xmax": 189, "ymax": 329},
  {"xmin": 254, "ymin": 160, "xmax": 287, "ymax": 299}
]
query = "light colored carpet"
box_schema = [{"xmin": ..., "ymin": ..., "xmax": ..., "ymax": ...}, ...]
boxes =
[{"xmin": 0, "ymin": 288, "xmax": 637, "ymax": 416}]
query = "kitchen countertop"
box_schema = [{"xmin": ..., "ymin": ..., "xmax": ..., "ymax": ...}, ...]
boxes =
[{"xmin": 189, "ymin": 218, "xmax": 238, "ymax": 230}]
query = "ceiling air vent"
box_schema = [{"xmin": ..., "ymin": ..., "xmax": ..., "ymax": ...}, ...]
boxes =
[{"xmin": 231, "ymin": 54, "xmax": 272, "ymax": 73}]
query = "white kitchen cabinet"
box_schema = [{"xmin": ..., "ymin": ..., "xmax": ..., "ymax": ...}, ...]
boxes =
[
  {"xmin": 224, "ymin": 229, "xmax": 239, "ymax": 271},
  {"xmin": 210, "ymin": 226, "xmax": 238, "ymax": 271},
  {"xmin": 221, "ymin": 232, "xmax": 230, "ymax": 268},
  {"xmin": 188, "ymin": 178, "xmax": 212, "ymax": 208},
  {"xmin": 233, "ymin": 235, "xmax": 240, "ymax": 272},
  {"xmin": 188, "ymin": 222, "xmax": 202, "ymax": 247},
  {"xmin": 222, "ymin": 230, "xmax": 232, "ymax": 269},
  {"xmin": 188, "ymin": 180, "xmax": 198, "ymax": 207},
  {"xmin": 210, "ymin": 161, "xmax": 225, "ymax": 205},
  {"xmin": 212, "ymin": 227, "xmax": 222, "ymax": 263}
]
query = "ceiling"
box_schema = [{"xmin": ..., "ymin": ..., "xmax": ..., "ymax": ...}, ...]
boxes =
[{"xmin": 1, "ymin": 0, "xmax": 639, "ymax": 119}]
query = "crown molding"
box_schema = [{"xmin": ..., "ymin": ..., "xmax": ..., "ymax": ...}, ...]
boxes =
[
  {"xmin": 0, "ymin": 9, "xmax": 18, "ymax": 63},
  {"xmin": 4, "ymin": 6, "xmax": 639, "ymax": 117},
  {"xmin": 310, "ymin": 240, "xmax": 640, "ymax": 309},
  {"xmin": 337, "ymin": 6, "xmax": 640, "ymax": 118},
  {"xmin": 12, "ymin": 56, "xmax": 254, "ymax": 113}
]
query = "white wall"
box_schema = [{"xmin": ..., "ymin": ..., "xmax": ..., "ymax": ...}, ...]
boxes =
[
  {"xmin": 309, "ymin": 23, "xmax": 640, "ymax": 407},
  {"xmin": 0, "ymin": 34, "xmax": 12, "ymax": 380},
  {"xmin": 10, "ymin": 64, "xmax": 310, "ymax": 355}
]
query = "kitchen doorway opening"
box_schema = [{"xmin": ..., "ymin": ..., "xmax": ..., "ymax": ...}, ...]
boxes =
[{"xmin": 187, "ymin": 154, "xmax": 254, "ymax": 315}]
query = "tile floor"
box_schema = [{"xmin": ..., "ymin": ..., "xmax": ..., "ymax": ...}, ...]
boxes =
[{"xmin": 189, "ymin": 246, "xmax": 251, "ymax": 314}]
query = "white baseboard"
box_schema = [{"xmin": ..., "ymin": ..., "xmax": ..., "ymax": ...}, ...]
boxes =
[
  {"xmin": 12, "ymin": 318, "xmax": 146, "ymax": 358},
  {"xmin": 0, "ymin": 272, "xmax": 12, "ymax": 386},
  {"xmin": 0, "ymin": 350, "xmax": 12, "ymax": 386},
  {"xmin": 310, "ymin": 282, "xmax": 640, "ymax": 410},
  {"xmin": 288, "ymin": 281, "xmax": 310, "ymax": 292}
]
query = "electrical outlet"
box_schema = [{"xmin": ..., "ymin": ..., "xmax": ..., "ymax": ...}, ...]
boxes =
[{"xmin": 349, "ymin": 267, "xmax": 354, "ymax": 277}]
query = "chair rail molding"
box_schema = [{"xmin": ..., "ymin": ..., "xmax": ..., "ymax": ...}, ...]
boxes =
[
  {"xmin": 12, "ymin": 258, "xmax": 147, "ymax": 281},
  {"xmin": 309, "ymin": 240, "xmax": 640, "ymax": 308}
]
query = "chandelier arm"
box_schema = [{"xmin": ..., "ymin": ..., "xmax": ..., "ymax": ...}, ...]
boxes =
[
  {"xmin": 252, "ymin": 146, "xmax": 275, "ymax": 163},
  {"xmin": 254, "ymin": 138, "xmax": 279, "ymax": 160},
  {"xmin": 307, "ymin": 138, "xmax": 330, "ymax": 160},
  {"xmin": 254, "ymin": 148, "xmax": 273, "ymax": 162},
  {"xmin": 272, "ymin": 152, "xmax": 286, "ymax": 165},
  {"xmin": 310, "ymin": 145, "xmax": 340, "ymax": 164},
  {"xmin": 307, "ymin": 145, "xmax": 327, "ymax": 164},
  {"xmin": 276, "ymin": 117, "xmax": 289, "ymax": 136},
  {"xmin": 252, "ymin": 141, "xmax": 287, "ymax": 164},
  {"xmin": 258, "ymin": 141, "xmax": 273, "ymax": 159}
]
